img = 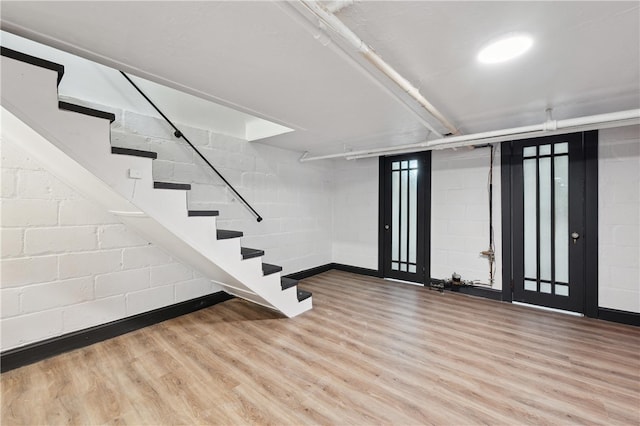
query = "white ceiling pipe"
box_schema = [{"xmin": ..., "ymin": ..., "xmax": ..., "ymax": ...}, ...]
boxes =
[
  {"xmin": 345, "ymin": 118, "xmax": 639, "ymax": 160},
  {"xmin": 300, "ymin": 108, "xmax": 640, "ymax": 162},
  {"xmin": 280, "ymin": 1, "xmax": 447, "ymax": 136},
  {"xmin": 300, "ymin": 1, "xmax": 459, "ymax": 137},
  {"xmin": 301, "ymin": 123, "xmax": 545, "ymax": 162},
  {"xmin": 325, "ymin": 0, "xmax": 354, "ymax": 14}
]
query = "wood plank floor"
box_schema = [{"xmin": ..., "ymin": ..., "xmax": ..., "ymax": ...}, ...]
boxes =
[{"xmin": 2, "ymin": 270, "xmax": 639, "ymax": 425}]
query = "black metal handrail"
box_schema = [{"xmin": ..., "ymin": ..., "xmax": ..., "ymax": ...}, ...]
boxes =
[{"xmin": 120, "ymin": 71, "xmax": 263, "ymax": 222}]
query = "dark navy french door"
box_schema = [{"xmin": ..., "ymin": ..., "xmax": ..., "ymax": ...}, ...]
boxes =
[{"xmin": 380, "ymin": 152, "xmax": 430, "ymax": 284}]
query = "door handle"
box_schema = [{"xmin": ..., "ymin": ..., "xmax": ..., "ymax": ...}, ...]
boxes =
[
  {"xmin": 571, "ymin": 232, "xmax": 580, "ymax": 244},
  {"xmin": 385, "ymin": 224, "xmax": 390, "ymax": 230}
]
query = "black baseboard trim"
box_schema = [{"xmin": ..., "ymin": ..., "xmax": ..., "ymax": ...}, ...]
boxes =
[
  {"xmin": 444, "ymin": 285, "xmax": 503, "ymax": 301},
  {"xmin": 598, "ymin": 308, "xmax": 640, "ymax": 326},
  {"xmin": 429, "ymin": 278, "xmax": 503, "ymax": 301},
  {"xmin": 332, "ymin": 263, "xmax": 382, "ymax": 278},
  {"xmin": 285, "ymin": 264, "xmax": 334, "ymax": 280},
  {"xmin": 287, "ymin": 264, "xmax": 503, "ymax": 301},
  {"xmin": 285, "ymin": 263, "xmax": 382, "ymax": 281},
  {"xmin": 1, "ymin": 291, "xmax": 233, "ymax": 373}
]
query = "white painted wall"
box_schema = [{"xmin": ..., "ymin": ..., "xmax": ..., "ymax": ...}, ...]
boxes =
[
  {"xmin": 0, "ymin": 140, "xmax": 222, "ymax": 351},
  {"xmin": 332, "ymin": 157, "xmax": 379, "ymax": 269},
  {"xmin": 598, "ymin": 126, "xmax": 640, "ymax": 313},
  {"xmin": 431, "ymin": 147, "xmax": 502, "ymax": 288}
]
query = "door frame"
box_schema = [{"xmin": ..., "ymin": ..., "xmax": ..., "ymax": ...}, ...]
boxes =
[
  {"xmin": 378, "ymin": 152, "xmax": 431, "ymax": 284},
  {"xmin": 500, "ymin": 131, "xmax": 599, "ymax": 317}
]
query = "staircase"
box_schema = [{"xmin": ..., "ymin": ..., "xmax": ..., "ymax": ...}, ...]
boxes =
[{"xmin": 0, "ymin": 47, "xmax": 312, "ymax": 317}]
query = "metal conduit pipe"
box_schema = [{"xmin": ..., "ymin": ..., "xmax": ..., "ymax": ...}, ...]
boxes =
[
  {"xmin": 299, "ymin": 108, "xmax": 640, "ymax": 162},
  {"xmin": 300, "ymin": 1, "xmax": 459, "ymax": 137}
]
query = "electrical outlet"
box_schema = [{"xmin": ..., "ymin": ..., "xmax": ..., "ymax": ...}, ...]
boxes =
[{"xmin": 128, "ymin": 169, "xmax": 143, "ymax": 179}]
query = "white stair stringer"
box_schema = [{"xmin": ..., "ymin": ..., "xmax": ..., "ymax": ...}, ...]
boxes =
[{"xmin": 0, "ymin": 53, "xmax": 311, "ymax": 318}]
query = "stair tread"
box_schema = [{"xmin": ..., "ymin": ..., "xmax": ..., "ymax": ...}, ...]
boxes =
[
  {"xmin": 154, "ymin": 181, "xmax": 191, "ymax": 190},
  {"xmin": 217, "ymin": 229, "xmax": 243, "ymax": 240},
  {"xmin": 241, "ymin": 247, "xmax": 264, "ymax": 259},
  {"xmin": 111, "ymin": 146, "xmax": 157, "ymax": 159},
  {"xmin": 281, "ymin": 277, "xmax": 298, "ymax": 290},
  {"xmin": 59, "ymin": 101, "xmax": 116, "ymax": 123},
  {"xmin": 297, "ymin": 289, "xmax": 312, "ymax": 302},
  {"xmin": 188, "ymin": 210, "xmax": 219, "ymax": 217},
  {"xmin": 262, "ymin": 263, "xmax": 283, "ymax": 276},
  {"xmin": 1, "ymin": 46, "xmax": 65, "ymax": 85}
]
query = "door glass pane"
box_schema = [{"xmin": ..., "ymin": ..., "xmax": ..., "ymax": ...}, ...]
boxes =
[
  {"xmin": 408, "ymin": 168, "xmax": 418, "ymax": 264},
  {"xmin": 524, "ymin": 280, "xmax": 537, "ymax": 291},
  {"xmin": 540, "ymin": 282, "xmax": 552, "ymax": 294},
  {"xmin": 539, "ymin": 144, "xmax": 551, "ymax": 155},
  {"xmin": 523, "ymin": 146, "xmax": 536, "ymax": 158},
  {"xmin": 555, "ymin": 284, "xmax": 569, "ymax": 296},
  {"xmin": 391, "ymin": 167, "xmax": 399, "ymax": 262},
  {"xmin": 539, "ymin": 157, "xmax": 552, "ymax": 281},
  {"xmin": 554, "ymin": 142, "xmax": 568, "ymax": 154},
  {"xmin": 523, "ymin": 159, "xmax": 537, "ymax": 278},
  {"xmin": 400, "ymin": 169, "xmax": 408, "ymax": 262},
  {"xmin": 555, "ymin": 155, "xmax": 569, "ymax": 283},
  {"xmin": 388, "ymin": 157, "xmax": 421, "ymax": 277}
]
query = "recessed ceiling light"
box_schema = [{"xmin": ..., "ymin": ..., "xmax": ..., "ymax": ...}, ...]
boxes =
[{"xmin": 477, "ymin": 33, "xmax": 533, "ymax": 64}]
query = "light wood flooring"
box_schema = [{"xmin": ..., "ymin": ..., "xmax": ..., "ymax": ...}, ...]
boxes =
[{"xmin": 2, "ymin": 270, "xmax": 639, "ymax": 425}]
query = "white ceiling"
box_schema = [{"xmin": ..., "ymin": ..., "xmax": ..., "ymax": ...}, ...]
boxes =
[{"xmin": 1, "ymin": 1, "xmax": 639, "ymax": 156}]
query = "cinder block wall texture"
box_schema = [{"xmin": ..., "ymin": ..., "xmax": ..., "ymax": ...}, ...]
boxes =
[
  {"xmin": 0, "ymin": 140, "xmax": 222, "ymax": 351},
  {"xmin": 598, "ymin": 125, "xmax": 640, "ymax": 313}
]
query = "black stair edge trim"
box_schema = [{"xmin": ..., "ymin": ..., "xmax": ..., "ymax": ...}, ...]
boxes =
[
  {"xmin": 241, "ymin": 247, "xmax": 264, "ymax": 260},
  {"xmin": 1, "ymin": 46, "xmax": 65, "ymax": 85},
  {"xmin": 216, "ymin": 229, "xmax": 243, "ymax": 240},
  {"xmin": 281, "ymin": 277, "xmax": 298, "ymax": 290},
  {"xmin": 598, "ymin": 308, "xmax": 640, "ymax": 326},
  {"xmin": 111, "ymin": 146, "xmax": 158, "ymax": 159},
  {"xmin": 59, "ymin": 101, "xmax": 116, "ymax": 123},
  {"xmin": 297, "ymin": 289, "xmax": 312, "ymax": 302},
  {"xmin": 188, "ymin": 210, "xmax": 219, "ymax": 217},
  {"xmin": 0, "ymin": 291, "xmax": 234, "ymax": 373},
  {"xmin": 154, "ymin": 181, "xmax": 191, "ymax": 190},
  {"xmin": 262, "ymin": 262, "xmax": 283, "ymax": 276}
]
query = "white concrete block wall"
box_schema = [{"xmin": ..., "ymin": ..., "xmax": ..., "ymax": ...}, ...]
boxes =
[
  {"xmin": 431, "ymin": 147, "xmax": 502, "ymax": 289},
  {"xmin": 80, "ymin": 99, "xmax": 334, "ymax": 275},
  {"xmin": 332, "ymin": 157, "xmax": 379, "ymax": 269},
  {"xmin": 0, "ymin": 141, "xmax": 222, "ymax": 351},
  {"xmin": 598, "ymin": 126, "xmax": 640, "ymax": 313}
]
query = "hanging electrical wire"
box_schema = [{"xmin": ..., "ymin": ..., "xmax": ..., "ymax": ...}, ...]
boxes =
[{"xmin": 486, "ymin": 145, "xmax": 496, "ymax": 285}]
